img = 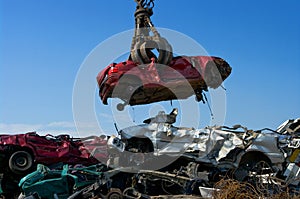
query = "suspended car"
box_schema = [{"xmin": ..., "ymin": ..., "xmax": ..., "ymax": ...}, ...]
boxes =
[{"xmin": 96, "ymin": 56, "xmax": 232, "ymax": 110}]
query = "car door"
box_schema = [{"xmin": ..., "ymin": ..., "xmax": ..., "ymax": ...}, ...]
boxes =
[
  {"xmin": 26, "ymin": 134, "xmax": 60, "ymax": 159},
  {"xmin": 158, "ymin": 56, "xmax": 200, "ymax": 82}
]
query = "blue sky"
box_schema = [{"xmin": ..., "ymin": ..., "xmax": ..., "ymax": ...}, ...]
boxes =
[{"xmin": 1, "ymin": 0, "xmax": 299, "ymax": 136}]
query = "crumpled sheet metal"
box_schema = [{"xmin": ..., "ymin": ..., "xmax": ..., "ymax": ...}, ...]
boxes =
[
  {"xmin": 121, "ymin": 123, "xmax": 196, "ymax": 155},
  {"xmin": 277, "ymin": 118, "xmax": 300, "ymax": 134},
  {"xmin": 121, "ymin": 123, "xmax": 194, "ymax": 139},
  {"xmin": 120, "ymin": 118, "xmax": 296, "ymax": 168},
  {"xmin": 190, "ymin": 127, "xmax": 246, "ymax": 163},
  {"xmin": 121, "ymin": 123, "xmax": 257, "ymax": 162},
  {"xmin": 191, "ymin": 125, "xmax": 289, "ymax": 166}
]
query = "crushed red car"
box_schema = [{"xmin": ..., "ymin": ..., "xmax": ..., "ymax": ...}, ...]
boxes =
[
  {"xmin": 0, "ymin": 132, "xmax": 108, "ymax": 174},
  {"xmin": 97, "ymin": 56, "xmax": 232, "ymax": 110}
]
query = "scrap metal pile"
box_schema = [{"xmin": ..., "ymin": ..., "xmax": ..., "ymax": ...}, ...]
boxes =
[
  {"xmin": 1, "ymin": 0, "xmax": 299, "ymax": 199},
  {"xmin": 1, "ymin": 112, "xmax": 300, "ymax": 198}
]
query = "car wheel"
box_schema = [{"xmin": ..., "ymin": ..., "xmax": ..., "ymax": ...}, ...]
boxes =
[
  {"xmin": 235, "ymin": 159, "xmax": 272, "ymax": 182},
  {"xmin": 106, "ymin": 188, "xmax": 123, "ymax": 199},
  {"xmin": 116, "ymin": 103, "xmax": 125, "ymax": 111},
  {"xmin": 9, "ymin": 151, "xmax": 33, "ymax": 174}
]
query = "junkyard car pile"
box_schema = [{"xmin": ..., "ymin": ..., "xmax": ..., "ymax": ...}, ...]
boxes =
[
  {"xmin": 1, "ymin": 110, "xmax": 300, "ymax": 198},
  {"xmin": 0, "ymin": 134, "xmax": 108, "ymax": 198}
]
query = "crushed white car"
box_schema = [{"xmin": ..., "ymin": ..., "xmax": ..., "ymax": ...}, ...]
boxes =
[{"xmin": 108, "ymin": 109, "xmax": 300, "ymax": 186}]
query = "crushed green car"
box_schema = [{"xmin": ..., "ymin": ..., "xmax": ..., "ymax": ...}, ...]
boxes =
[{"xmin": 18, "ymin": 164, "xmax": 107, "ymax": 199}]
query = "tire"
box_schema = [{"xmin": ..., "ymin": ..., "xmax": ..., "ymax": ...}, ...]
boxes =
[
  {"xmin": 117, "ymin": 103, "xmax": 125, "ymax": 111},
  {"xmin": 106, "ymin": 188, "xmax": 123, "ymax": 199},
  {"xmin": 235, "ymin": 155, "xmax": 272, "ymax": 182},
  {"xmin": 9, "ymin": 151, "xmax": 33, "ymax": 174}
]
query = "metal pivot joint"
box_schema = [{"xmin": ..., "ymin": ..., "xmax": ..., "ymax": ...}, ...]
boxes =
[{"xmin": 130, "ymin": 0, "xmax": 173, "ymax": 65}]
